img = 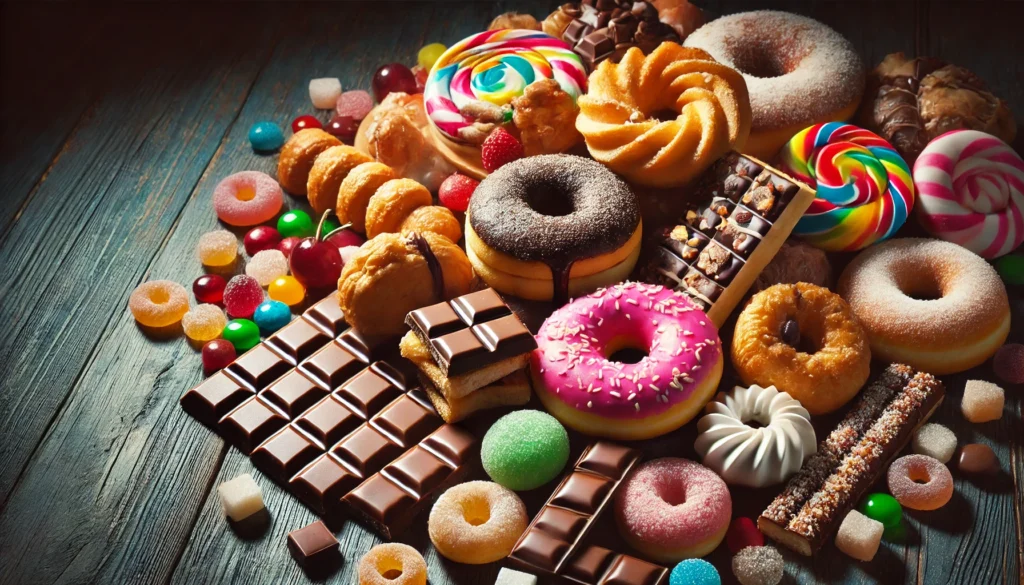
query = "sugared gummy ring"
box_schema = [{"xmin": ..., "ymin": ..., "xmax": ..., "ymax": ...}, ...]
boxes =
[
  {"xmin": 781, "ymin": 122, "xmax": 914, "ymax": 252},
  {"xmin": 213, "ymin": 171, "xmax": 283, "ymax": 227},
  {"xmin": 357, "ymin": 543, "xmax": 427, "ymax": 585},
  {"xmin": 129, "ymin": 280, "xmax": 190, "ymax": 328}
]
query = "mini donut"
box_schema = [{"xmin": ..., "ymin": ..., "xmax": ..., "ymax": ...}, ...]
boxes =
[
  {"xmin": 731, "ymin": 283, "xmax": 871, "ymax": 415},
  {"xmin": 277, "ymin": 128, "xmax": 341, "ymax": 195},
  {"xmin": 400, "ymin": 205, "xmax": 462, "ymax": 243},
  {"xmin": 468, "ymin": 155, "xmax": 642, "ymax": 303},
  {"xmin": 338, "ymin": 162, "xmax": 396, "ymax": 233},
  {"xmin": 212, "ymin": 171, "xmax": 283, "ymax": 227},
  {"xmin": 357, "ymin": 543, "xmax": 427, "ymax": 585},
  {"xmin": 531, "ymin": 282, "xmax": 724, "ymax": 441},
  {"xmin": 685, "ymin": 11, "xmax": 864, "ymax": 159},
  {"xmin": 306, "ymin": 144, "xmax": 372, "ymax": 215},
  {"xmin": 838, "ymin": 238, "xmax": 1010, "ymax": 374},
  {"xmin": 615, "ymin": 458, "xmax": 732, "ymax": 562},
  {"xmin": 427, "ymin": 481, "xmax": 528, "ymax": 564},
  {"xmin": 887, "ymin": 454, "xmax": 953, "ymax": 511},
  {"xmin": 129, "ymin": 280, "xmax": 190, "ymax": 328},
  {"xmin": 365, "ymin": 178, "xmax": 432, "ymax": 238}
]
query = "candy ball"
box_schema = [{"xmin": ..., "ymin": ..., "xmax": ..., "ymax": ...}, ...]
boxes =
[
  {"xmin": 202, "ymin": 339, "xmax": 237, "ymax": 374},
  {"xmin": 319, "ymin": 217, "xmax": 341, "ymax": 238},
  {"xmin": 481, "ymin": 410, "xmax": 569, "ymax": 491},
  {"xmin": 993, "ymin": 343, "xmax": 1024, "ymax": 384},
  {"xmin": 277, "ymin": 210, "xmax": 315, "ymax": 238},
  {"xmin": 731, "ymin": 546, "xmax": 783, "ymax": 585},
  {"xmin": 213, "ymin": 171, "xmax": 284, "ymax": 227},
  {"xmin": 292, "ymin": 115, "xmax": 322, "ymax": 133},
  {"xmin": 223, "ymin": 275, "xmax": 264, "ymax": 318},
  {"xmin": 193, "ymin": 274, "xmax": 227, "ymax": 304},
  {"xmin": 336, "ymin": 90, "xmax": 374, "ymax": 122},
  {"xmin": 244, "ymin": 226, "xmax": 282, "ymax": 256},
  {"xmin": 326, "ymin": 115, "xmax": 358, "ymax": 144},
  {"xmin": 269, "ymin": 275, "xmax": 306, "ymax": 306},
  {"xmin": 196, "ymin": 230, "xmax": 238, "ymax": 267},
  {"xmin": 669, "ymin": 559, "xmax": 720, "ymax": 585},
  {"xmin": 222, "ymin": 319, "xmax": 261, "ymax": 353},
  {"xmin": 995, "ymin": 254, "xmax": 1024, "ymax": 286},
  {"xmin": 277, "ymin": 236, "xmax": 302, "ymax": 258},
  {"xmin": 129, "ymin": 280, "xmax": 190, "ymax": 328},
  {"xmin": 309, "ymin": 78, "xmax": 343, "ymax": 110},
  {"xmin": 245, "ymin": 249, "xmax": 289, "ymax": 287},
  {"xmin": 417, "ymin": 43, "xmax": 447, "ymax": 70},
  {"xmin": 182, "ymin": 304, "xmax": 228, "ymax": 342},
  {"xmin": 248, "ymin": 121, "xmax": 284, "ymax": 152},
  {"xmin": 726, "ymin": 517, "xmax": 764, "ymax": 554},
  {"xmin": 372, "ymin": 63, "xmax": 417, "ymax": 102},
  {"xmin": 859, "ymin": 493, "xmax": 902, "ymax": 531},
  {"xmin": 253, "ymin": 300, "xmax": 291, "ymax": 334}
]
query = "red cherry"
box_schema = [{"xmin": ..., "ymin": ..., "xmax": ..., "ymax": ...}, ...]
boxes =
[
  {"xmin": 193, "ymin": 274, "xmax": 227, "ymax": 304},
  {"xmin": 277, "ymin": 236, "xmax": 302, "ymax": 258},
  {"xmin": 244, "ymin": 226, "xmax": 282, "ymax": 256},
  {"xmin": 290, "ymin": 237, "xmax": 343, "ymax": 290},
  {"xmin": 371, "ymin": 63, "xmax": 418, "ymax": 102},
  {"xmin": 326, "ymin": 115, "xmax": 358, "ymax": 144},
  {"xmin": 291, "ymin": 115, "xmax": 322, "ymax": 133},
  {"xmin": 202, "ymin": 339, "xmax": 237, "ymax": 375},
  {"xmin": 325, "ymin": 227, "xmax": 366, "ymax": 250}
]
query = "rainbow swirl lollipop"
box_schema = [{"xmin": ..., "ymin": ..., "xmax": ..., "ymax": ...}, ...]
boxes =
[
  {"xmin": 424, "ymin": 29, "xmax": 587, "ymax": 143},
  {"xmin": 780, "ymin": 122, "xmax": 915, "ymax": 252}
]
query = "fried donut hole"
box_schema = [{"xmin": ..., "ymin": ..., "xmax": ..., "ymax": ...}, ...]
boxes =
[
  {"xmin": 886, "ymin": 454, "xmax": 953, "ymax": 511},
  {"xmin": 357, "ymin": 543, "xmax": 427, "ymax": 585},
  {"xmin": 428, "ymin": 481, "xmax": 528, "ymax": 564},
  {"xmin": 129, "ymin": 280, "xmax": 190, "ymax": 328}
]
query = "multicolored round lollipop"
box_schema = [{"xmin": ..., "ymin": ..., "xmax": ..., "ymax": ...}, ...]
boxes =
[
  {"xmin": 423, "ymin": 29, "xmax": 586, "ymax": 143},
  {"xmin": 780, "ymin": 122, "xmax": 915, "ymax": 252}
]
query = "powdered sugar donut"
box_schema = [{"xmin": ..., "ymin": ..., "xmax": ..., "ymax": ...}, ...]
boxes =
[
  {"xmin": 213, "ymin": 171, "xmax": 283, "ymax": 226},
  {"xmin": 914, "ymin": 130, "xmax": 1024, "ymax": 258},
  {"xmin": 615, "ymin": 458, "xmax": 731, "ymax": 562}
]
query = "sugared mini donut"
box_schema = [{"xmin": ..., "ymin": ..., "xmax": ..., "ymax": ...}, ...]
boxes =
[
  {"xmin": 129, "ymin": 280, "xmax": 190, "ymax": 328},
  {"xmin": 357, "ymin": 543, "xmax": 427, "ymax": 585},
  {"xmin": 277, "ymin": 128, "xmax": 341, "ymax": 195},
  {"xmin": 213, "ymin": 171, "xmax": 283, "ymax": 227},
  {"xmin": 839, "ymin": 238, "xmax": 1010, "ymax": 374},
  {"xmin": 615, "ymin": 458, "xmax": 732, "ymax": 562},
  {"xmin": 684, "ymin": 11, "xmax": 864, "ymax": 159},
  {"xmin": 427, "ymin": 481, "xmax": 528, "ymax": 564},
  {"xmin": 887, "ymin": 454, "xmax": 953, "ymax": 511},
  {"xmin": 531, "ymin": 282, "xmax": 724, "ymax": 440}
]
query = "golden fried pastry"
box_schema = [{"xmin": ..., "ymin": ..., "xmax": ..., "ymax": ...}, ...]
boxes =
[
  {"xmin": 575, "ymin": 43, "xmax": 750, "ymax": 187},
  {"xmin": 277, "ymin": 129, "xmax": 342, "ymax": 195},
  {"xmin": 488, "ymin": 11, "xmax": 541, "ymax": 31},
  {"xmin": 400, "ymin": 205, "xmax": 462, "ymax": 243},
  {"xmin": 365, "ymin": 178, "xmax": 433, "ymax": 238},
  {"xmin": 338, "ymin": 232, "xmax": 474, "ymax": 339},
  {"xmin": 731, "ymin": 283, "xmax": 871, "ymax": 415},
  {"xmin": 306, "ymin": 145, "xmax": 372, "ymax": 215},
  {"xmin": 511, "ymin": 79, "xmax": 582, "ymax": 156},
  {"xmin": 337, "ymin": 161, "xmax": 396, "ymax": 233}
]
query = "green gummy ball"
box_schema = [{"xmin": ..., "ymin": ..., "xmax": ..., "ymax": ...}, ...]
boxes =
[
  {"xmin": 222, "ymin": 319, "xmax": 260, "ymax": 352},
  {"xmin": 859, "ymin": 492, "xmax": 902, "ymax": 529},
  {"xmin": 995, "ymin": 255, "xmax": 1024, "ymax": 286},
  {"xmin": 277, "ymin": 210, "xmax": 314, "ymax": 238},
  {"xmin": 482, "ymin": 410, "xmax": 570, "ymax": 491}
]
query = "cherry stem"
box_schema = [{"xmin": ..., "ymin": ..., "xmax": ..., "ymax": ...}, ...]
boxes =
[
  {"xmin": 316, "ymin": 209, "xmax": 334, "ymax": 243},
  {"xmin": 323, "ymin": 223, "xmax": 354, "ymax": 241}
]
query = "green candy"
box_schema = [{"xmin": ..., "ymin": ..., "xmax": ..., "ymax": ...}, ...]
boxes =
[
  {"xmin": 859, "ymin": 493, "xmax": 902, "ymax": 530},
  {"xmin": 222, "ymin": 319, "xmax": 260, "ymax": 352},
  {"xmin": 319, "ymin": 217, "xmax": 340, "ymax": 238},
  {"xmin": 277, "ymin": 210, "xmax": 314, "ymax": 238},
  {"xmin": 481, "ymin": 410, "xmax": 570, "ymax": 491},
  {"xmin": 995, "ymin": 255, "xmax": 1024, "ymax": 286}
]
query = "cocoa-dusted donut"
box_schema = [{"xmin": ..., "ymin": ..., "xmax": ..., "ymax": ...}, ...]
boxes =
[{"xmin": 466, "ymin": 154, "xmax": 642, "ymax": 303}]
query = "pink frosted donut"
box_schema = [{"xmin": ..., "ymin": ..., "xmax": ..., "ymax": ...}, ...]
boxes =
[
  {"xmin": 530, "ymin": 282, "xmax": 724, "ymax": 441},
  {"xmin": 913, "ymin": 130, "xmax": 1024, "ymax": 258},
  {"xmin": 213, "ymin": 171, "xmax": 283, "ymax": 226},
  {"xmin": 615, "ymin": 458, "xmax": 731, "ymax": 562},
  {"xmin": 887, "ymin": 454, "xmax": 953, "ymax": 511}
]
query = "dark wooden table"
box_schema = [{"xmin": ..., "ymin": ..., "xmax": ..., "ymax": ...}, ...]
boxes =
[{"xmin": 0, "ymin": 2, "xmax": 1021, "ymax": 584}]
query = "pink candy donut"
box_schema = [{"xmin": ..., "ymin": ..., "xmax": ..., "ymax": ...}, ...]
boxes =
[
  {"xmin": 913, "ymin": 130, "xmax": 1024, "ymax": 258},
  {"xmin": 615, "ymin": 458, "xmax": 731, "ymax": 562},
  {"xmin": 213, "ymin": 171, "xmax": 283, "ymax": 226},
  {"xmin": 530, "ymin": 282, "xmax": 723, "ymax": 441}
]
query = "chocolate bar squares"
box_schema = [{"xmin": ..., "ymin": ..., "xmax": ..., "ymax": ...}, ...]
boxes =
[
  {"xmin": 180, "ymin": 294, "xmax": 476, "ymax": 540},
  {"xmin": 508, "ymin": 442, "xmax": 669, "ymax": 585},
  {"xmin": 643, "ymin": 152, "xmax": 815, "ymax": 326}
]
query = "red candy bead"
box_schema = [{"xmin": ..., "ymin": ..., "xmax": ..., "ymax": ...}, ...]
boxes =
[
  {"xmin": 291, "ymin": 115, "xmax": 322, "ymax": 133},
  {"xmin": 277, "ymin": 236, "xmax": 302, "ymax": 258},
  {"xmin": 325, "ymin": 115, "xmax": 358, "ymax": 144},
  {"xmin": 371, "ymin": 63, "xmax": 417, "ymax": 102},
  {"xmin": 193, "ymin": 274, "xmax": 227, "ymax": 304},
  {"xmin": 223, "ymin": 275, "xmax": 264, "ymax": 318},
  {"xmin": 726, "ymin": 517, "xmax": 764, "ymax": 554},
  {"xmin": 244, "ymin": 225, "xmax": 282, "ymax": 256},
  {"xmin": 202, "ymin": 339, "xmax": 237, "ymax": 375}
]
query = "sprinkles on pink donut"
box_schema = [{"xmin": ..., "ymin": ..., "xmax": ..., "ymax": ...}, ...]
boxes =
[
  {"xmin": 213, "ymin": 171, "xmax": 283, "ymax": 227},
  {"xmin": 913, "ymin": 129, "xmax": 1024, "ymax": 258},
  {"xmin": 530, "ymin": 282, "xmax": 723, "ymax": 441}
]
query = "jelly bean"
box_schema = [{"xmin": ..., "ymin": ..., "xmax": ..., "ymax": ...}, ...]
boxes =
[
  {"xmin": 292, "ymin": 115, "xmax": 322, "ymax": 133},
  {"xmin": 417, "ymin": 43, "xmax": 447, "ymax": 70},
  {"xmin": 244, "ymin": 226, "xmax": 282, "ymax": 256},
  {"xmin": 248, "ymin": 121, "xmax": 285, "ymax": 152},
  {"xmin": 222, "ymin": 319, "xmax": 261, "ymax": 353},
  {"xmin": 269, "ymin": 275, "xmax": 305, "ymax": 306},
  {"xmin": 202, "ymin": 339, "xmax": 237, "ymax": 374},
  {"xmin": 253, "ymin": 300, "xmax": 291, "ymax": 334},
  {"xmin": 193, "ymin": 274, "xmax": 227, "ymax": 305},
  {"xmin": 859, "ymin": 492, "xmax": 902, "ymax": 530},
  {"xmin": 325, "ymin": 115, "xmax": 358, "ymax": 144},
  {"xmin": 277, "ymin": 209, "xmax": 315, "ymax": 238}
]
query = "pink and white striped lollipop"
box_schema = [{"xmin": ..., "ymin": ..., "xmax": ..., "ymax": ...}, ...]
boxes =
[{"xmin": 914, "ymin": 130, "xmax": 1024, "ymax": 258}]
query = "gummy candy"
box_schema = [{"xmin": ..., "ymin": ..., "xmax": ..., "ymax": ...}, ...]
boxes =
[
  {"xmin": 326, "ymin": 115, "xmax": 358, "ymax": 144},
  {"xmin": 193, "ymin": 274, "xmax": 227, "ymax": 305},
  {"xmin": 417, "ymin": 43, "xmax": 446, "ymax": 70},
  {"xmin": 292, "ymin": 115, "xmax": 322, "ymax": 133},
  {"xmin": 223, "ymin": 275, "xmax": 264, "ymax": 318},
  {"xmin": 245, "ymin": 249, "xmax": 289, "ymax": 287},
  {"xmin": 309, "ymin": 78, "xmax": 343, "ymax": 109},
  {"xmin": 248, "ymin": 121, "xmax": 284, "ymax": 152},
  {"xmin": 993, "ymin": 343, "xmax": 1024, "ymax": 384},
  {"xmin": 958, "ymin": 443, "xmax": 998, "ymax": 474},
  {"xmin": 481, "ymin": 410, "xmax": 569, "ymax": 491},
  {"xmin": 961, "ymin": 379, "xmax": 1004, "ymax": 422},
  {"xmin": 202, "ymin": 339, "xmax": 237, "ymax": 374},
  {"xmin": 253, "ymin": 300, "xmax": 291, "ymax": 334},
  {"xmin": 278, "ymin": 236, "xmax": 301, "ymax": 258},
  {"xmin": 182, "ymin": 304, "xmax": 228, "ymax": 342},
  {"xmin": 213, "ymin": 171, "xmax": 283, "ymax": 227},
  {"xmin": 196, "ymin": 230, "xmax": 238, "ymax": 267},
  {"xmin": 912, "ymin": 423, "xmax": 957, "ymax": 463},
  {"xmin": 129, "ymin": 280, "xmax": 189, "ymax": 328},
  {"xmin": 835, "ymin": 510, "xmax": 883, "ymax": 561},
  {"xmin": 222, "ymin": 319, "xmax": 261, "ymax": 353},
  {"xmin": 269, "ymin": 275, "xmax": 305, "ymax": 306},
  {"xmin": 335, "ymin": 90, "xmax": 374, "ymax": 122},
  {"xmin": 731, "ymin": 546, "xmax": 783, "ymax": 585},
  {"xmin": 372, "ymin": 63, "xmax": 417, "ymax": 102},
  {"xmin": 277, "ymin": 210, "xmax": 314, "ymax": 239},
  {"xmin": 995, "ymin": 254, "xmax": 1024, "ymax": 286},
  {"xmin": 669, "ymin": 559, "xmax": 719, "ymax": 585}
]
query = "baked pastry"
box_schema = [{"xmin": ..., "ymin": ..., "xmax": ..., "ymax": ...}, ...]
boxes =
[
  {"xmin": 575, "ymin": 42, "xmax": 750, "ymax": 188},
  {"xmin": 731, "ymin": 283, "xmax": 871, "ymax": 415},
  {"xmin": 277, "ymin": 129, "xmax": 342, "ymax": 195},
  {"xmin": 337, "ymin": 162, "xmax": 396, "ymax": 233},
  {"xmin": 306, "ymin": 144, "xmax": 372, "ymax": 215},
  {"xmin": 364, "ymin": 179, "xmax": 433, "ymax": 238},
  {"xmin": 685, "ymin": 11, "xmax": 864, "ymax": 159},
  {"xmin": 752, "ymin": 240, "xmax": 832, "ymax": 293},
  {"xmin": 488, "ymin": 11, "xmax": 541, "ymax": 31},
  {"xmin": 694, "ymin": 384, "xmax": 816, "ymax": 487},
  {"xmin": 420, "ymin": 371, "xmax": 532, "ymax": 424}
]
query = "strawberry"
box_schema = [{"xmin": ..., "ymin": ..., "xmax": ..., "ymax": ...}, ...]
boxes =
[
  {"xmin": 438, "ymin": 173, "xmax": 480, "ymax": 212},
  {"xmin": 481, "ymin": 127, "xmax": 524, "ymax": 173}
]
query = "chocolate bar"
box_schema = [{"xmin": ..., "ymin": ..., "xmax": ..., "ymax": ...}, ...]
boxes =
[
  {"xmin": 758, "ymin": 364, "xmax": 944, "ymax": 555},
  {"xmin": 180, "ymin": 294, "xmax": 476, "ymax": 540},
  {"xmin": 287, "ymin": 520, "xmax": 341, "ymax": 571},
  {"xmin": 553, "ymin": 1, "xmax": 679, "ymax": 69},
  {"xmin": 508, "ymin": 442, "xmax": 669, "ymax": 585},
  {"xmin": 642, "ymin": 152, "xmax": 815, "ymax": 326}
]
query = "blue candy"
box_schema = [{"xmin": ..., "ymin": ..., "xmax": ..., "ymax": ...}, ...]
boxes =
[
  {"xmin": 248, "ymin": 121, "xmax": 284, "ymax": 152},
  {"xmin": 253, "ymin": 300, "xmax": 291, "ymax": 334},
  {"xmin": 669, "ymin": 559, "xmax": 720, "ymax": 585}
]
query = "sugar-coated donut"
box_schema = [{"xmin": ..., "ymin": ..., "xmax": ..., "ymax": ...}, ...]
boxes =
[
  {"xmin": 615, "ymin": 458, "xmax": 731, "ymax": 562},
  {"xmin": 306, "ymin": 144, "xmax": 372, "ymax": 215},
  {"xmin": 213, "ymin": 171, "xmax": 283, "ymax": 227},
  {"xmin": 427, "ymin": 481, "xmax": 528, "ymax": 564},
  {"xmin": 685, "ymin": 11, "xmax": 864, "ymax": 159},
  {"xmin": 365, "ymin": 178, "xmax": 432, "ymax": 238},
  {"xmin": 338, "ymin": 162, "xmax": 397, "ymax": 233},
  {"xmin": 531, "ymin": 282, "xmax": 724, "ymax": 440},
  {"xmin": 129, "ymin": 280, "xmax": 190, "ymax": 328},
  {"xmin": 358, "ymin": 543, "xmax": 427, "ymax": 585},
  {"xmin": 839, "ymin": 238, "xmax": 1010, "ymax": 374},
  {"xmin": 277, "ymin": 128, "xmax": 341, "ymax": 195},
  {"xmin": 887, "ymin": 454, "xmax": 953, "ymax": 511}
]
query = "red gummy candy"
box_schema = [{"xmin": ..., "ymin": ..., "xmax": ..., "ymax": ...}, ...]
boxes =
[
  {"xmin": 335, "ymin": 90, "xmax": 374, "ymax": 122},
  {"xmin": 993, "ymin": 343, "xmax": 1024, "ymax": 384},
  {"xmin": 726, "ymin": 517, "xmax": 764, "ymax": 554},
  {"xmin": 202, "ymin": 339, "xmax": 237, "ymax": 375},
  {"xmin": 223, "ymin": 274, "xmax": 264, "ymax": 318}
]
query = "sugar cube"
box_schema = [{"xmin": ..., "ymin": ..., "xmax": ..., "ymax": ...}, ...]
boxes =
[
  {"xmin": 495, "ymin": 568, "xmax": 537, "ymax": 585},
  {"xmin": 835, "ymin": 510, "xmax": 883, "ymax": 562},
  {"xmin": 218, "ymin": 473, "xmax": 264, "ymax": 522},
  {"xmin": 309, "ymin": 78, "xmax": 343, "ymax": 109},
  {"xmin": 731, "ymin": 545, "xmax": 783, "ymax": 585},
  {"xmin": 911, "ymin": 423, "xmax": 957, "ymax": 463},
  {"xmin": 961, "ymin": 380, "xmax": 1004, "ymax": 423}
]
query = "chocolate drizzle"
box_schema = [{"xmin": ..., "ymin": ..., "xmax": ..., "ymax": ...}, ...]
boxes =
[{"xmin": 407, "ymin": 232, "xmax": 444, "ymax": 302}]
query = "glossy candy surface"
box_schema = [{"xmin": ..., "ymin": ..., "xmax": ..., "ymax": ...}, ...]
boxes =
[
  {"xmin": 222, "ymin": 319, "xmax": 260, "ymax": 353},
  {"xmin": 248, "ymin": 121, "xmax": 284, "ymax": 152},
  {"xmin": 417, "ymin": 43, "xmax": 446, "ymax": 70},
  {"xmin": 202, "ymin": 339, "xmax": 237, "ymax": 374},
  {"xmin": 726, "ymin": 517, "xmax": 764, "ymax": 554},
  {"xmin": 192, "ymin": 274, "xmax": 226, "ymax": 304},
  {"xmin": 268, "ymin": 275, "xmax": 305, "ymax": 306},
  {"xmin": 958, "ymin": 443, "xmax": 998, "ymax": 474},
  {"xmin": 277, "ymin": 236, "xmax": 301, "ymax": 258},
  {"xmin": 325, "ymin": 227, "xmax": 365, "ymax": 249},
  {"xmin": 291, "ymin": 115, "xmax": 322, "ymax": 133},
  {"xmin": 289, "ymin": 236, "xmax": 342, "ymax": 290},
  {"xmin": 326, "ymin": 115, "xmax": 358, "ymax": 144},
  {"xmin": 372, "ymin": 63, "xmax": 417, "ymax": 102},
  {"xmin": 277, "ymin": 210, "xmax": 315, "ymax": 238},
  {"xmin": 244, "ymin": 226, "xmax": 282, "ymax": 256},
  {"xmin": 253, "ymin": 300, "xmax": 291, "ymax": 334},
  {"xmin": 223, "ymin": 275, "xmax": 264, "ymax": 318},
  {"xmin": 859, "ymin": 493, "xmax": 902, "ymax": 530}
]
